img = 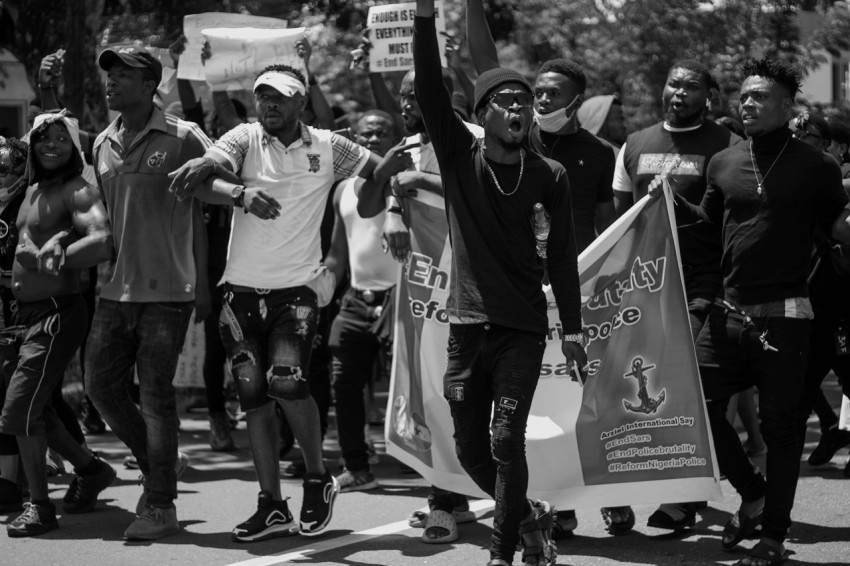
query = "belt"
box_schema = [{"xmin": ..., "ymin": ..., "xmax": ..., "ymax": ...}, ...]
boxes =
[
  {"xmin": 349, "ymin": 287, "xmax": 391, "ymax": 305},
  {"xmin": 226, "ymin": 284, "xmax": 276, "ymax": 295}
]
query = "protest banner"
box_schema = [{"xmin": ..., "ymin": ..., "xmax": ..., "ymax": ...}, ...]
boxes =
[
  {"xmin": 202, "ymin": 28, "xmax": 309, "ymax": 91},
  {"xmin": 386, "ymin": 188, "xmax": 722, "ymax": 509},
  {"xmin": 179, "ymin": 12, "xmax": 288, "ymax": 82},
  {"xmin": 366, "ymin": 2, "xmax": 447, "ymax": 72},
  {"xmin": 200, "ymin": 27, "xmax": 307, "ymax": 92}
]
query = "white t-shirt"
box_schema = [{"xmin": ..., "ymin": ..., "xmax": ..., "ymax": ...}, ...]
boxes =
[
  {"xmin": 338, "ymin": 177, "xmax": 399, "ymax": 291},
  {"xmin": 208, "ymin": 122, "xmax": 369, "ymax": 289}
]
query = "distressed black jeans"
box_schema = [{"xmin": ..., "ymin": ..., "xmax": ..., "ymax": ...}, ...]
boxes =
[{"xmin": 443, "ymin": 322, "xmax": 545, "ymax": 562}]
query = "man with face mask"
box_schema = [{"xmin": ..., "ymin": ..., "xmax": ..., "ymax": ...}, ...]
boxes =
[
  {"xmin": 610, "ymin": 60, "xmax": 740, "ymax": 533},
  {"xmin": 467, "ymin": 0, "xmax": 616, "ymax": 254}
]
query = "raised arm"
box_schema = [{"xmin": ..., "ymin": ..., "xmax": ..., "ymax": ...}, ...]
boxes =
[
  {"xmin": 298, "ymin": 38, "xmax": 335, "ymax": 130},
  {"xmin": 465, "ymin": 0, "xmax": 500, "ymax": 74},
  {"xmin": 37, "ymin": 50, "xmax": 64, "ymax": 111},
  {"xmin": 444, "ymin": 32, "xmax": 476, "ymax": 118}
]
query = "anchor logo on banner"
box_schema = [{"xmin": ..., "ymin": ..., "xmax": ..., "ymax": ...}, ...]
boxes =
[{"xmin": 622, "ymin": 356, "xmax": 666, "ymax": 415}]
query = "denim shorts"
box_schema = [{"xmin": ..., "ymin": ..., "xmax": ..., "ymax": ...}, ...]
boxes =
[{"xmin": 219, "ymin": 286, "xmax": 318, "ymax": 409}]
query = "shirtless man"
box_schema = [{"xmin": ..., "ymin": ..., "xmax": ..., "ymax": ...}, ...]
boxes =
[{"xmin": 0, "ymin": 111, "xmax": 115, "ymax": 537}]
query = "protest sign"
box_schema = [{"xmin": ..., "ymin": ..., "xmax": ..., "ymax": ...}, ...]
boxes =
[
  {"xmin": 200, "ymin": 27, "xmax": 307, "ymax": 92},
  {"xmin": 179, "ymin": 12, "xmax": 288, "ymax": 82},
  {"xmin": 366, "ymin": 2, "xmax": 447, "ymax": 72},
  {"xmin": 386, "ymin": 188, "xmax": 722, "ymax": 508}
]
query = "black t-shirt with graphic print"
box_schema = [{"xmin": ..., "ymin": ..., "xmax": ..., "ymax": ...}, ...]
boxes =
[{"xmin": 622, "ymin": 121, "xmax": 739, "ymax": 301}]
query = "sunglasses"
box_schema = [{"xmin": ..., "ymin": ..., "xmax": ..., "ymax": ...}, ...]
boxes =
[{"xmin": 490, "ymin": 90, "xmax": 534, "ymax": 109}]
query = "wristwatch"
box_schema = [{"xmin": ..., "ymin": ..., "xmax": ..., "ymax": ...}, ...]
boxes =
[
  {"xmin": 562, "ymin": 332, "xmax": 586, "ymax": 348},
  {"xmin": 231, "ymin": 185, "xmax": 245, "ymax": 209}
]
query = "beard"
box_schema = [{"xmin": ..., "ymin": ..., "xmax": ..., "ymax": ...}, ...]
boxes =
[
  {"xmin": 403, "ymin": 114, "xmax": 425, "ymax": 135},
  {"xmin": 664, "ymin": 106, "xmax": 703, "ymax": 128}
]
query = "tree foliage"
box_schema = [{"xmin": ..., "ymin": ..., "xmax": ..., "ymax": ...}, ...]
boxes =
[{"xmin": 1, "ymin": 0, "xmax": 848, "ymax": 133}]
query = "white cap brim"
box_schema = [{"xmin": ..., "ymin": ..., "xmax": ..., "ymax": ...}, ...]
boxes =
[{"xmin": 253, "ymin": 72, "xmax": 306, "ymax": 98}]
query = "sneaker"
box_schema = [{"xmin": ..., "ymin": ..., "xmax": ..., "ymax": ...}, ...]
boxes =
[
  {"xmin": 282, "ymin": 460, "xmax": 306, "ymax": 479},
  {"xmin": 0, "ymin": 477, "xmax": 23, "ymax": 513},
  {"xmin": 232, "ymin": 491, "xmax": 299, "ymax": 542},
  {"xmin": 134, "ymin": 452, "xmax": 190, "ymax": 515},
  {"xmin": 209, "ymin": 411, "xmax": 236, "ymax": 452},
  {"xmin": 336, "ymin": 469, "xmax": 379, "ymax": 493},
  {"xmin": 124, "ymin": 504, "xmax": 180, "ymax": 540},
  {"xmin": 808, "ymin": 425, "xmax": 850, "ymax": 466},
  {"xmin": 63, "ymin": 454, "xmax": 117, "ymax": 513},
  {"xmin": 81, "ymin": 397, "xmax": 106, "ymax": 435},
  {"xmin": 7, "ymin": 501, "xmax": 58, "ymax": 537},
  {"xmin": 45, "ymin": 449, "xmax": 65, "ymax": 477},
  {"xmin": 300, "ymin": 470, "xmax": 340, "ymax": 534}
]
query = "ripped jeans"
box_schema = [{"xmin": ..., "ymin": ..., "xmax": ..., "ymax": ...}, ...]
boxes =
[
  {"xmin": 219, "ymin": 286, "xmax": 318, "ymax": 410},
  {"xmin": 443, "ymin": 322, "xmax": 546, "ymax": 562}
]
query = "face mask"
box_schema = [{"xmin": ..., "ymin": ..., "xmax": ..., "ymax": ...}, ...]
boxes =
[{"xmin": 534, "ymin": 94, "xmax": 580, "ymax": 133}]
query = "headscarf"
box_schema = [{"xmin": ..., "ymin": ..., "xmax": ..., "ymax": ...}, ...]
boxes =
[
  {"xmin": 24, "ymin": 109, "xmax": 95, "ymax": 185},
  {"xmin": 577, "ymin": 95, "xmax": 618, "ymax": 136}
]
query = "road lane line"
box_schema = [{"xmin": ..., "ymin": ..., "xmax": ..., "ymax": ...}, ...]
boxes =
[{"xmin": 225, "ymin": 499, "xmax": 494, "ymax": 566}]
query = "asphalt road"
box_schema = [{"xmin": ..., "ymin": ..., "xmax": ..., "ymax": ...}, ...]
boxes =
[{"xmin": 2, "ymin": 380, "xmax": 849, "ymax": 566}]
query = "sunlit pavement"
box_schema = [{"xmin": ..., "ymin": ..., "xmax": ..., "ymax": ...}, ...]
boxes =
[{"xmin": 3, "ymin": 379, "xmax": 848, "ymax": 566}]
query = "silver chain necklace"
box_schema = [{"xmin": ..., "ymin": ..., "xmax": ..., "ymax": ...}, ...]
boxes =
[
  {"xmin": 483, "ymin": 149, "xmax": 525, "ymax": 196},
  {"xmin": 749, "ymin": 138, "xmax": 790, "ymax": 196}
]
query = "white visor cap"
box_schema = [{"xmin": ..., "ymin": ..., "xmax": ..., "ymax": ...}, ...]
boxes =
[{"xmin": 254, "ymin": 72, "xmax": 307, "ymax": 98}]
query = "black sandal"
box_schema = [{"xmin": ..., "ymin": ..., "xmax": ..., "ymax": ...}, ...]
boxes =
[
  {"xmin": 519, "ymin": 500, "xmax": 557, "ymax": 566},
  {"xmin": 734, "ymin": 540, "xmax": 792, "ymax": 565},
  {"xmin": 722, "ymin": 508, "xmax": 763, "ymax": 550},
  {"xmin": 601, "ymin": 506, "xmax": 634, "ymax": 535}
]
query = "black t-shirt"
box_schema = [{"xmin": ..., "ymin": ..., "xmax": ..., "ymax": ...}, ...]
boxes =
[
  {"xmin": 413, "ymin": 15, "xmax": 581, "ymax": 335},
  {"xmin": 535, "ymin": 128, "xmax": 614, "ymax": 252},
  {"xmin": 622, "ymin": 121, "xmax": 739, "ymax": 301},
  {"xmin": 684, "ymin": 127, "xmax": 849, "ymax": 305}
]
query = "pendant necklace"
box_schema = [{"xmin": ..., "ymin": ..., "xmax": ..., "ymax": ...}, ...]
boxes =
[
  {"xmin": 544, "ymin": 132, "xmax": 562, "ymax": 158},
  {"xmin": 483, "ymin": 149, "xmax": 525, "ymax": 196},
  {"xmin": 749, "ymin": 138, "xmax": 789, "ymax": 196}
]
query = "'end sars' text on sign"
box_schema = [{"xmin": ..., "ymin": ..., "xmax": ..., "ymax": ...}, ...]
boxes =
[{"xmin": 367, "ymin": 2, "xmax": 447, "ymax": 72}]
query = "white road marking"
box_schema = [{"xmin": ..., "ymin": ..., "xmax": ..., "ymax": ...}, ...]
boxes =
[{"xmin": 224, "ymin": 499, "xmax": 494, "ymax": 566}]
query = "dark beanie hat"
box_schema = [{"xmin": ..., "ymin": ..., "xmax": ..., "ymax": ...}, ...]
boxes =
[{"xmin": 473, "ymin": 67, "xmax": 532, "ymax": 113}]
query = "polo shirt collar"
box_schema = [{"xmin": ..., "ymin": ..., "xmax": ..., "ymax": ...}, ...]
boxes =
[
  {"xmin": 261, "ymin": 121, "xmax": 312, "ymax": 148},
  {"xmin": 105, "ymin": 106, "xmax": 168, "ymax": 147}
]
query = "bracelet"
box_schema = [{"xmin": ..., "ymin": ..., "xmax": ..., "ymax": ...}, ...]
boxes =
[
  {"xmin": 387, "ymin": 206, "xmax": 403, "ymax": 215},
  {"xmin": 38, "ymin": 83, "xmax": 54, "ymax": 91},
  {"xmin": 562, "ymin": 332, "xmax": 586, "ymax": 347}
]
